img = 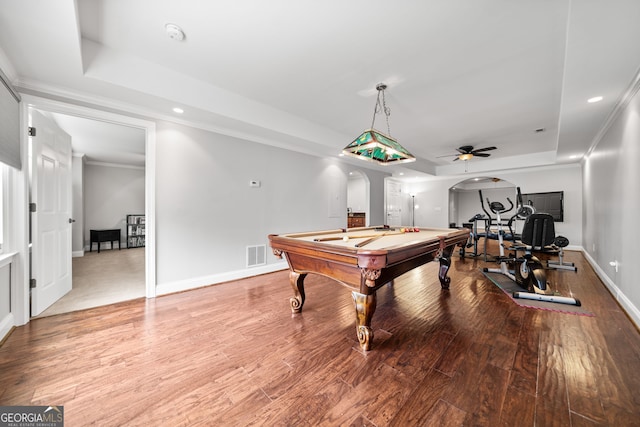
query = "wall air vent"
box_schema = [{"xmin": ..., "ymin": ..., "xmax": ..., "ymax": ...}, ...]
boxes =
[{"xmin": 246, "ymin": 245, "xmax": 266, "ymax": 268}]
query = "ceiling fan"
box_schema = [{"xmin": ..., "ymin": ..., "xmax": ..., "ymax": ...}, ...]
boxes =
[{"xmin": 439, "ymin": 145, "xmax": 497, "ymax": 161}]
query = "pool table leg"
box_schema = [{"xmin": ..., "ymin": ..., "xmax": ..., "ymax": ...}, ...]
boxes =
[
  {"xmin": 352, "ymin": 292, "xmax": 377, "ymax": 351},
  {"xmin": 438, "ymin": 245, "xmax": 453, "ymax": 289},
  {"xmin": 289, "ymin": 271, "xmax": 307, "ymax": 313}
]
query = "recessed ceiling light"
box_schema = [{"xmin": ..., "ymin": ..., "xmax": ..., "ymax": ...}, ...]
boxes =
[
  {"xmin": 173, "ymin": 107, "xmax": 184, "ymax": 114},
  {"xmin": 569, "ymin": 155, "xmax": 580, "ymax": 159},
  {"xmin": 588, "ymin": 96, "xmax": 603, "ymax": 103}
]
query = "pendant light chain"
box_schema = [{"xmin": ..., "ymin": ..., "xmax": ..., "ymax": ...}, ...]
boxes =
[{"xmin": 370, "ymin": 85, "xmax": 392, "ymax": 136}]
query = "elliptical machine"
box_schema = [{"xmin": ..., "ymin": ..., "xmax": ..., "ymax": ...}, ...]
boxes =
[
  {"xmin": 459, "ymin": 213, "xmax": 487, "ymax": 258},
  {"xmin": 479, "ymin": 190, "xmax": 548, "ymax": 294}
]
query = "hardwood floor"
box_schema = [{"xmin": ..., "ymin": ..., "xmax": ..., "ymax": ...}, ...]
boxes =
[{"xmin": 1, "ymin": 247, "xmax": 639, "ymax": 426}]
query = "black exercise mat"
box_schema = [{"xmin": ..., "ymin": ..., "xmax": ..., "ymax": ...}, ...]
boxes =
[{"xmin": 483, "ymin": 271, "xmax": 594, "ymax": 316}]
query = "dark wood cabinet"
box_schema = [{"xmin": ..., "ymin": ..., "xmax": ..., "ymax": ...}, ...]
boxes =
[
  {"xmin": 90, "ymin": 229, "xmax": 121, "ymax": 253},
  {"xmin": 347, "ymin": 212, "xmax": 366, "ymax": 228}
]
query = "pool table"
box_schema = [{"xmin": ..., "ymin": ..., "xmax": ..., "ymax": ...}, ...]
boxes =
[{"xmin": 268, "ymin": 225, "xmax": 470, "ymax": 351}]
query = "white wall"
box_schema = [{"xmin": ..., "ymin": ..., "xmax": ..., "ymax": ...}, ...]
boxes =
[
  {"xmin": 84, "ymin": 163, "xmax": 145, "ymax": 249},
  {"xmin": 0, "ymin": 255, "xmax": 16, "ymax": 341},
  {"xmin": 155, "ymin": 121, "xmax": 390, "ymax": 289},
  {"xmin": 0, "ymin": 261, "xmax": 9, "ymax": 323},
  {"xmin": 583, "ymin": 82, "xmax": 640, "ymax": 325}
]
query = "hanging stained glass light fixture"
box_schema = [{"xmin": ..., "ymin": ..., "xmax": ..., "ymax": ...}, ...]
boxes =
[{"xmin": 342, "ymin": 83, "xmax": 415, "ymax": 165}]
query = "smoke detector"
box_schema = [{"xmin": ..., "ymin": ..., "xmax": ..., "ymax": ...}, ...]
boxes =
[{"xmin": 165, "ymin": 23, "xmax": 185, "ymax": 41}]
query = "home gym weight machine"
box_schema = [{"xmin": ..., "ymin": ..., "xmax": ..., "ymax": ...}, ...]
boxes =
[
  {"xmin": 479, "ymin": 189, "xmax": 548, "ymax": 293},
  {"xmin": 478, "ymin": 189, "xmax": 580, "ymax": 305}
]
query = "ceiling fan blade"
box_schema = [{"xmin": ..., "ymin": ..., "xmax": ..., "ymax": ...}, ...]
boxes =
[
  {"xmin": 474, "ymin": 153, "xmax": 491, "ymax": 157},
  {"xmin": 436, "ymin": 154, "xmax": 458, "ymax": 158},
  {"xmin": 452, "ymin": 157, "xmax": 459, "ymax": 161},
  {"xmin": 472, "ymin": 146, "xmax": 497, "ymax": 153}
]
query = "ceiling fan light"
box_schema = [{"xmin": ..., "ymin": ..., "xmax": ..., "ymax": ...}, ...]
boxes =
[{"xmin": 458, "ymin": 153, "xmax": 474, "ymax": 161}]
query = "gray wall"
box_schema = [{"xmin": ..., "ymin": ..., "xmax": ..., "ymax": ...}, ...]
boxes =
[
  {"xmin": 84, "ymin": 163, "xmax": 145, "ymax": 249},
  {"xmin": 155, "ymin": 121, "xmax": 390, "ymax": 286},
  {"xmin": 583, "ymin": 81, "xmax": 640, "ymax": 323},
  {"xmin": 367, "ymin": 172, "xmax": 387, "ymax": 226},
  {"xmin": 347, "ymin": 174, "xmax": 367, "ymax": 213}
]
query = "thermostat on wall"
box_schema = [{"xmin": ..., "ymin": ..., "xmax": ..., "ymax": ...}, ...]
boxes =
[{"xmin": 249, "ymin": 180, "xmax": 261, "ymax": 188}]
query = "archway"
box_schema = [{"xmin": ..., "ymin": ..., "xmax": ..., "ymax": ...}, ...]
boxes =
[
  {"xmin": 448, "ymin": 176, "xmax": 516, "ymax": 228},
  {"xmin": 347, "ymin": 170, "xmax": 370, "ymax": 227}
]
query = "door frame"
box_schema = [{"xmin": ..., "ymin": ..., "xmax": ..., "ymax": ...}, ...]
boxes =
[{"xmin": 19, "ymin": 95, "xmax": 156, "ymax": 321}]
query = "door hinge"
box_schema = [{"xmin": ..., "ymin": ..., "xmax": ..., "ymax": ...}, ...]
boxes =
[
  {"xmin": 28, "ymin": 126, "xmax": 36, "ymax": 137},
  {"xmin": 29, "ymin": 203, "xmax": 36, "ymax": 212},
  {"xmin": 30, "ymin": 278, "xmax": 36, "ymax": 288}
]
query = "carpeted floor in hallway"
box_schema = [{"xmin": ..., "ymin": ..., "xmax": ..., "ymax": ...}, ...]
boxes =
[{"xmin": 36, "ymin": 246, "xmax": 145, "ymax": 318}]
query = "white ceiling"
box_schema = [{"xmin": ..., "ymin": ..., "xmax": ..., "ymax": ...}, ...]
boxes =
[
  {"xmin": 48, "ymin": 112, "xmax": 146, "ymax": 167},
  {"xmin": 1, "ymin": 0, "xmax": 639, "ymax": 176}
]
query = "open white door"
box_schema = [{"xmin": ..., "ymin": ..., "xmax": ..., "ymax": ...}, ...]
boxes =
[
  {"xmin": 30, "ymin": 109, "xmax": 72, "ymax": 316},
  {"xmin": 386, "ymin": 180, "xmax": 403, "ymax": 226}
]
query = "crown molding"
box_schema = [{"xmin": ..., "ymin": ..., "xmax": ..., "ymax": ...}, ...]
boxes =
[
  {"xmin": 587, "ymin": 65, "xmax": 640, "ymax": 157},
  {"xmin": 85, "ymin": 160, "xmax": 144, "ymax": 170}
]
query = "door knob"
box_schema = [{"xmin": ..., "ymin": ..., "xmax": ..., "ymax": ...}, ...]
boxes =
[{"xmin": 68, "ymin": 218, "xmax": 76, "ymax": 223}]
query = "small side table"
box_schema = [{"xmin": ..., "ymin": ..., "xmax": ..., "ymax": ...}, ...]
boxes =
[{"xmin": 90, "ymin": 229, "xmax": 121, "ymax": 253}]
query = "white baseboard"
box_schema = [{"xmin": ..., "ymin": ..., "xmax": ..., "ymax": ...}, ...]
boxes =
[
  {"xmin": 0, "ymin": 313, "xmax": 15, "ymax": 344},
  {"xmin": 156, "ymin": 261, "xmax": 289, "ymax": 296},
  {"xmin": 72, "ymin": 250, "xmax": 85, "ymax": 258},
  {"xmin": 582, "ymin": 248, "xmax": 640, "ymax": 328}
]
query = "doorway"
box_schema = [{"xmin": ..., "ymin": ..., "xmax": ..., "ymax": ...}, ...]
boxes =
[{"xmin": 23, "ymin": 95, "xmax": 156, "ymax": 317}]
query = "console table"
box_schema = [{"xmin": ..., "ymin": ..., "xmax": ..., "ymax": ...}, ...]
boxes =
[{"xmin": 90, "ymin": 229, "xmax": 121, "ymax": 253}]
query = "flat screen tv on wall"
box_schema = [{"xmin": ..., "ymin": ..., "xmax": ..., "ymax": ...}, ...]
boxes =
[{"xmin": 521, "ymin": 191, "xmax": 564, "ymax": 222}]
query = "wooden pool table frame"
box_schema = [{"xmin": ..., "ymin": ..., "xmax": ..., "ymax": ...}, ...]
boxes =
[{"xmin": 269, "ymin": 226, "xmax": 470, "ymax": 351}]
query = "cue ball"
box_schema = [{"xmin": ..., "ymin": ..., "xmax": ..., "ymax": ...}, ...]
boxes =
[{"xmin": 343, "ymin": 236, "xmax": 349, "ymax": 242}]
